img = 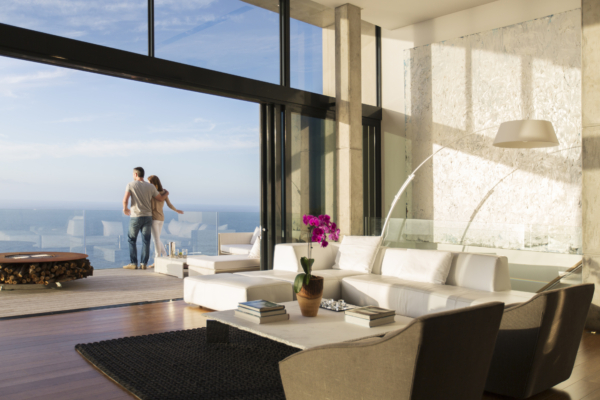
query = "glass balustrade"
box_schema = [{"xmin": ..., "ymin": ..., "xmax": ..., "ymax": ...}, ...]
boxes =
[
  {"xmin": 0, "ymin": 209, "xmax": 260, "ymax": 270},
  {"xmin": 365, "ymin": 217, "xmax": 583, "ymax": 293}
]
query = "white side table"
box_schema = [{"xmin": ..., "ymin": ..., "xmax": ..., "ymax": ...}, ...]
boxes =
[{"xmin": 155, "ymin": 256, "xmax": 188, "ymax": 279}]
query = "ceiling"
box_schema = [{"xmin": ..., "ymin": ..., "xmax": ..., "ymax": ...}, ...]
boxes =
[{"xmin": 305, "ymin": 0, "xmax": 499, "ymax": 30}]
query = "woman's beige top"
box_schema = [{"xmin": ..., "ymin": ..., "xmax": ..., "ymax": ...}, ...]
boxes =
[{"xmin": 151, "ymin": 190, "xmax": 177, "ymax": 221}]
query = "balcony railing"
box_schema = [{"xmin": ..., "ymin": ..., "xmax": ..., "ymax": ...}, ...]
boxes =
[{"xmin": 0, "ymin": 209, "xmax": 260, "ymax": 270}]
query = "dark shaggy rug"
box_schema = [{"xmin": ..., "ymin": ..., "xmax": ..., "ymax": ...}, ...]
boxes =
[{"xmin": 75, "ymin": 327, "xmax": 301, "ymax": 400}]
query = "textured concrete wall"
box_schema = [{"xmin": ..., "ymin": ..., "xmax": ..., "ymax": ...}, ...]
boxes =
[
  {"xmin": 404, "ymin": 9, "xmax": 582, "ymax": 253},
  {"xmin": 582, "ymin": 0, "xmax": 600, "ymax": 330},
  {"xmin": 336, "ymin": 4, "xmax": 363, "ymax": 237}
]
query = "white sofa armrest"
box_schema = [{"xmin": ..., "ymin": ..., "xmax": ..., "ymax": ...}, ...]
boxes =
[{"xmin": 273, "ymin": 243, "xmax": 339, "ymax": 273}]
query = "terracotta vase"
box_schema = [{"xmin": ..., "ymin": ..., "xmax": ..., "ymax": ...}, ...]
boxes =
[{"xmin": 296, "ymin": 275, "xmax": 324, "ymax": 317}]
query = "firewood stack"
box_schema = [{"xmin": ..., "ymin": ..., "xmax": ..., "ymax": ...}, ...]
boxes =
[{"xmin": 0, "ymin": 258, "xmax": 93, "ymax": 285}]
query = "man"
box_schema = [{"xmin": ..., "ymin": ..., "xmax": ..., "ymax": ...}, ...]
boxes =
[{"xmin": 122, "ymin": 167, "xmax": 169, "ymax": 270}]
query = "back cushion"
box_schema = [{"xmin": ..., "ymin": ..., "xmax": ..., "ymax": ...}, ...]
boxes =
[
  {"xmin": 381, "ymin": 248, "xmax": 453, "ymax": 285},
  {"xmin": 250, "ymin": 226, "xmax": 261, "ymax": 245},
  {"xmin": 333, "ymin": 236, "xmax": 382, "ymax": 273},
  {"xmin": 273, "ymin": 243, "xmax": 338, "ymax": 272},
  {"xmin": 446, "ymin": 253, "xmax": 511, "ymax": 292}
]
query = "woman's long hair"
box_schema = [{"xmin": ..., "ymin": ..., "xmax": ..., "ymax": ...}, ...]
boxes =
[{"xmin": 148, "ymin": 175, "xmax": 164, "ymax": 192}]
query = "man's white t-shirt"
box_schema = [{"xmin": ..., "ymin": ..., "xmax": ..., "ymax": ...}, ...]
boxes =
[{"xmin": 127, "ymin": 181, "xmax": 159, "ymax": 217}]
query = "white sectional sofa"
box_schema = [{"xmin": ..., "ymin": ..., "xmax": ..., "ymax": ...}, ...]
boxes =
[{"xmin": 184, "ymin": 241, "xmax": 535, "ymax": 316}]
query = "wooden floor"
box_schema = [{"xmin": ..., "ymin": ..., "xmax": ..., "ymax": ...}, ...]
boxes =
[{"xmin": 1, "ymin": 301, "xmax": 599, "ymax": 400}]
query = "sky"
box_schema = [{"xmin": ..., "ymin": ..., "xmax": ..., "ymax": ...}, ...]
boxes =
[{"xmin": 0, "ymin": 0, "xmax": 323, "ymax": 211}]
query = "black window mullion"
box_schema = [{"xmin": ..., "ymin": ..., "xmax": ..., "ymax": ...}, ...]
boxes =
[
  {"xmin": 260, "ymin": 104, "xmax": 269, "ymax": 270},
  {"xmin": 148, "ymin": 0, "xmax": 155, "ymax": 57},
  {"xmin": 280, "ymin": 0, "xmax": 290, "ymax": 87},
  {"xmin": 376, "ymin": 26, "xmax": 382, "ymax": 108}
]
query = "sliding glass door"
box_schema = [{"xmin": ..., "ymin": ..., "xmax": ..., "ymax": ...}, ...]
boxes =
[
  {"xmin": 260, "ymin": 107, "xmax": 380, "ymax": 269},
  {"xmin": 288, "ymin": 111, "xmax": 336, "ymax": 243}
]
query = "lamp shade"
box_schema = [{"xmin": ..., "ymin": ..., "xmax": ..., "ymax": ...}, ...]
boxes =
[{"xmin": 493, "ymin": 120, "xmax": 559, "ymax": 148}]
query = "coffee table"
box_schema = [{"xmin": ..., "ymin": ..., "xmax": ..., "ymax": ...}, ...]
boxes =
[{"xmin": 203, "ymin": 301, "xmax": 414, "ymax": 350}]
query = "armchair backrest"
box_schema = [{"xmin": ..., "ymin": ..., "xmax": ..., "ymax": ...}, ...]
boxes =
[
  {"xmin": 279, "ymin": 301, "xmax": 505, "ymax": 400},
  {"xmin": 485, "ymin": 283, "xmax": 595, "ymax": 398}
]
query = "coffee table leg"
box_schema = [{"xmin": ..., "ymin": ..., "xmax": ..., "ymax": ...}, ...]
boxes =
[{"xmin": 206, "ymin": 320, "xmax": 229, "ymax": 344}]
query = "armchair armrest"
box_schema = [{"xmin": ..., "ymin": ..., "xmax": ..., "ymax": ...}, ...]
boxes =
[{"xmin": 279, "ymin": 325, "xmax": 417, "ymax": 400}]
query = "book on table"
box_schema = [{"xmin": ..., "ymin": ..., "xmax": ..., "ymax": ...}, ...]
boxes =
[
  {"xmin": 234, "ymin": 310, "xmax": 290, "ymax": 324},
  {"xmin": 345, "ymin": 314, "xmax": 395, "ymax": 327},
  {"xmin": 238, "ymin": 300, "xmax": 285, "ymax": 312},
  {"xmin": 344, "ymin": 306, "xmax": 395, "ymax": 320},
  {"xmin": 235, "ymin": 299, "xmax": 288, "ymax": 324}
]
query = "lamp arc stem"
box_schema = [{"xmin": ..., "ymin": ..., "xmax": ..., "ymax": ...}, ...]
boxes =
[{"xmin": 379, "ymin": 126, "xmax": 497, "ymax": 240}]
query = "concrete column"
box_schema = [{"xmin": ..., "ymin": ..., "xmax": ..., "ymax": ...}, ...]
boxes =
[
  {"xmin": 336, "ymin": 3, "xmax": 363, "ymax": 237},
  {"xmin": 582, "ymin": 0, "xmax": 600, "ymax": 330}
]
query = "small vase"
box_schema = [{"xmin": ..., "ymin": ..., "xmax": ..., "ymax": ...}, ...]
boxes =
[{"xmin": 297, "ymin": 275, "xmax": 324, "ymax": 317}]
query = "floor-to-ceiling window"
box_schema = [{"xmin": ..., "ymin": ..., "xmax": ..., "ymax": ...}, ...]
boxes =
[{"xmin": 0, "ymin": 56, "xmax": 260, "ymax": 269}]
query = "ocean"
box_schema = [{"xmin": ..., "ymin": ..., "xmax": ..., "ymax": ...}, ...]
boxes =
[{"xmin": 0, "ymin": 208, "xmax": 260, "ymax": 269}]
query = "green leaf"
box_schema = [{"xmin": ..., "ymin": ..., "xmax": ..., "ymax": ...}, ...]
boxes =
[
  {"xmin": 304, "ymin": 273, "xmax": 311, "ymax": 285},
  {"xmin": 300, "ymin": 257, "xmax": 315, "ymax": 276},
  {"xmin": 293, "ymin": 273, "xmax": 306, "ymax": 293}
]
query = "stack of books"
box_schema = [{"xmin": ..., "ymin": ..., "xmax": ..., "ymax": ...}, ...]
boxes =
[
  {"xmin": 345, "ymin": 306, "xmax": 396, "ymax": 327},
  {"xmin": 234, "ymin": 300, "xmax": 289, "ymax": 324}
]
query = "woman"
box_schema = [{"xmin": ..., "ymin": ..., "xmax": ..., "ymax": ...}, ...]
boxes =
[{"xmin": 148, "ymin": 175, "xmax": 183, "ymax": 266}]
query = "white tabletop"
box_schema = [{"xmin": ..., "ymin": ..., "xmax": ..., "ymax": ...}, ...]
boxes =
[{"xmin": 204, "ymin": 301, "xmax": 414, "ymax": 350}]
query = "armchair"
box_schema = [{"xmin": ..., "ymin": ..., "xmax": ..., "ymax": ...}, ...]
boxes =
[
  {"xmin": 279, "ymin": 302, "xmax": 505, "ymax": 400},
  {"xmin": 485, "ymin": 283, "xmax": 595, "ymax": 398}
]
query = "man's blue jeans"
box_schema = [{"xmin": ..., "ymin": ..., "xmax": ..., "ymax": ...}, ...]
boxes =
[{"xmin": 128, "ymin": 216, "xmax": 153, "ymax": 266}]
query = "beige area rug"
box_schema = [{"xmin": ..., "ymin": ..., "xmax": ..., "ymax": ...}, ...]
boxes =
[{"xmin": 0, "ymin": 269, "xmax": 184, "ymax": 318}]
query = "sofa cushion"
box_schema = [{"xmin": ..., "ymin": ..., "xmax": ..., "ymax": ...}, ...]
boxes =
[
  {"xmin": 341, "ymin": 274, "xmax": 534, "ymax": 319},
  {"xmin": 446, "ymin": 253, "xmax": 511, "ymax": 292},
  {"xmin": 250, "ymin": 226, "xmax": 261, "ymax": 245},
  {"xmin": 183, "ymin": 274, "xmax": 292, "ymax": 311},
  {"xmin": 248, "ymin": 237, "xmax": 261, "ymax": 258},
  {"xmin": 381, "ymin": 248, "xmax": 453, "ymax": 285},
  {"xmin": 220, "ymin": 244, "xmax": 253, "ymax": 255},
  {"xmin": 333, "ymin": 236, "xmax": 382, "ymax": 273},
  {"xmin": 273, "ymin": 243, "xmax": 338, "ymax": 272},
  {"xmin": 186, "ymin": 255, "xmax": 260, "ymax": 272},
  {"xmin": 235, "ymin": 270, "xmax": 298, "ymax": 284},
  {"xmin": 234, "ymin": 269, "xmax": 366, "ymax": 300}
]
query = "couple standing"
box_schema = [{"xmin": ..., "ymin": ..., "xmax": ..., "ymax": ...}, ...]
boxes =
[{"xmin": 122, "ymin": 167, "xmax": 183, "ymax": 270}]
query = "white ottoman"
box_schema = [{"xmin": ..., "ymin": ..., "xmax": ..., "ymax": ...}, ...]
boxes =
[
  {"xmin": 183, "ymin": 273, "xmax": 293, "ymax": 311},
  {"xmin": 186, "ymin": 255, "xmax": 260, "ymax": 276}
]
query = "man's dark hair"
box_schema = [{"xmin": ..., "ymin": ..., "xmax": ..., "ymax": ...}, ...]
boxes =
[{"xmin": 133, "ymin": 167, "xmax": 145, "ymax": 178}]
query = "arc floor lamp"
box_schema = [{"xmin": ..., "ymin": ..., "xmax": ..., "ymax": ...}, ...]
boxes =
[{"xmin": 380, "ymin": 119, "xmax": 560, "ymax": 238}]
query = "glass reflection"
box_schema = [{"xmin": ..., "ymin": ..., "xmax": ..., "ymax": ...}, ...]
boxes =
[
  {"xmin": 155, "ymin": 0, "xmax": 279, "ymax": 84},
  {"xmin": 290, "ymin": 0, "xmax": 334, "ymax": 95},
  {"xmin": 290, "ymin": 112, "xmax": 336, "ymax": 242},
  {"xmin": 0, "ymin": 0, "xmax": 148, "ymax": 54}
]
